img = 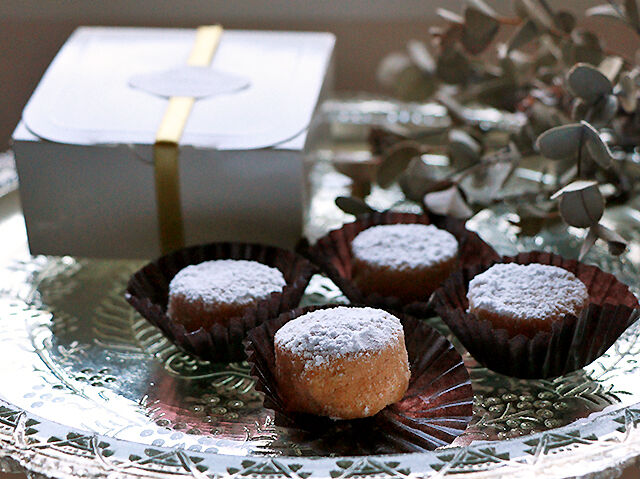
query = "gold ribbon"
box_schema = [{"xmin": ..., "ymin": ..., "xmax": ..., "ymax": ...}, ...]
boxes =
[{"xmin": 154, "ymin": 25, "xmax": 223, "ymax": 254}]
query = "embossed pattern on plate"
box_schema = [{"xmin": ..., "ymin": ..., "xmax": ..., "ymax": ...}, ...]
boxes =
[{"xmin": 2, "ymin": 136, "xmax": 640, "ymax": 476}]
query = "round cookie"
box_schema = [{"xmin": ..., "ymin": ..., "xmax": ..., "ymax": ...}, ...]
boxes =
[
  {"xmin": 274, "ymin": 306, "xmax": 410, "ymax": 419},
  {"xmin": 467, "ymin": 263, "xmax": 589, "ymax": 337},
  {"xmin": 351, "ymin": 224, "xmax": 459, "ymax": 302},
  {"xmin": 168, "ymin": 259, "xmax": 286, "ymax": 331}
]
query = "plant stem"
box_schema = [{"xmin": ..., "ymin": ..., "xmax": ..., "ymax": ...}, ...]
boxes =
[
  {"xmin": 538, "ymin": 0, "xmax": 554, "ymax": 16},
  {"xmin": 577, "ymin": 128, "xmax": 585, "ymax": 178}
]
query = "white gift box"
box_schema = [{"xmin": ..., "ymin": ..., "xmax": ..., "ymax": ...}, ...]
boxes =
[{"xmin": 12, "ymin": 26, "xmax": 335, "ymax": 258}]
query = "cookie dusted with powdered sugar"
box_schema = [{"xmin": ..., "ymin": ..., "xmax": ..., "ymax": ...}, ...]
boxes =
[
  {"xmin": 274, "ymin": 306, "xmax": 410, "ymax": 419},
  {"xmin": 168, "ymin": 259, "xmax": 285, "ymax": 331},
  {"xmin": 467, "ymin": 263, "xmax": 589, "ymax": 337},
  {"xmin": 351, "ymin": 224, "xmax": 459, "ymax": 303}
]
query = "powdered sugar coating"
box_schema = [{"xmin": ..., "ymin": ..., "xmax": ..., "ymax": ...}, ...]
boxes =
[
  {"xmin": 351, "ymin": 224, "xmax": 458, "ymax": 270},
  {"xmin": 168, "ymin": 259, "xmax": 285, "ymax": 308},
  {"xmin": 275, "ymin": 307, "xmax": 404, "ymax": 367},
  {"xmin": 467, "ymin": 263, "xmax": 589, "ymax": 321}
]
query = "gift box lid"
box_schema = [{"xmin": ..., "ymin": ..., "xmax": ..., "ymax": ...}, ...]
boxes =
[{"xmin": 20, "ymin": 26, "xmax": 335, "ymax": 150}]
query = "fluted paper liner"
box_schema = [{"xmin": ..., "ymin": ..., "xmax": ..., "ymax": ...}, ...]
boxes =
[
  {"xmin": 432, "ymin": 251, "xmax": 640, "ymax": 379},
  {"xmin": 308, "ymin": 211, "xmax": 500, "ymax": 317},
  {"xmin": 125, "ymin": 242, "xmax": 316, "ymax": 362},
  {"xmin": 244, "ymin": 305, "xmax": 473, "ymax": 453}
]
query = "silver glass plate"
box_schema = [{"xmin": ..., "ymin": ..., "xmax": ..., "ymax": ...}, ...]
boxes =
[{"xmin": 2, "ymin": 155, "xmax": 640, "ymax": 479}]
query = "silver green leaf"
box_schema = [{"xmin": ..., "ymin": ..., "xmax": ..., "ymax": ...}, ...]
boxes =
[
  {"xmin": 579, "ymin": 226, "xmax": 599, "ymax": 260},
  {"xmin": 465, "ymin": 0, "xmax": 498, "ymax": 18},
  {"xmin": 376, "ymin": 52, "xmax": 412, "ymax": 88},
  {"xmin": 376, "ymin": 141, "xmax": 422, "ymax": 188},
  {"xmin": 595, "ymin": 223, "xmax": 627, "ymax": 256},
  {"xmin": 562, "ymin": 33, "xmax": 605, "ymax": 71},
  {"xmin": 436, "ymin": 48, "xmax": 473, "ymax": 84},
  {"xmin": 586, "ymin": 4, "xmax": 625, "ymax": 20},
  {"xmin": 399, "ymin": 156, "xmax": 453, "ymax": 201},
  {"xmin": 535, "ymin": 123, "xmax": 584, "ymax": 160},
  {"xmin": 571, "ymin": 98, "xmax": 589, "ymax": 121},
  {"xmin": 552, "ymin": 180, "xmax": 605, "ymax": 228},
  {"xmin": 407, "ymin": 40, "xmax": 436, "ymax": 74},
  {"xmin": 554, "ymin": 11, "xmax": 576, "ymax": 33},
  {"xmin": 567, "ymin": 63, "xmax": 613, "ymax": 104},
  {"xmin": 423, "ymin": 185, "xmax": 473, "ymax": 219},
  {"xmin": 619, "ymin": 71, "xmax": 638, "ymax": 113},
  {"xmin": 507, "ymin": 19, "xmax": 540, "ymax": 52},
  {"xmin": 335, "ymin": 196, "xmax": 375, "ymax": 217},
  {"xmin": 449, "ymin": 129, "xmax": 482, "ymax": 167},
  {"xmin": 591, "ymin": 94, "xmax": 619, "ymax": 126},
  {"xmin": 437, "ymin": 8, "xmax": 465, "ymax": 24},
  {"xmin": 516, "ymin": 0, "xmax": 555, "ymax": 30},
  {"xmin": 581, "ymin": 120, "xmax": 613, "ymax": 168},
  {"xmin": 598, "ymin": 56, "xmax": 624, "ymax": 83},
  {"xmin": 392, "ymin": 65, "xmax": 437, "ymax": 101},
  {"xmin": 462, "ymin": 7, "xmax": 500, "ymax": 54}
]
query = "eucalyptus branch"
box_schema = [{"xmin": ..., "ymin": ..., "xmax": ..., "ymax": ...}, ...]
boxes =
[{"xmin": 339, "ymin": 0, "xmax": 640, "ymax": 256}]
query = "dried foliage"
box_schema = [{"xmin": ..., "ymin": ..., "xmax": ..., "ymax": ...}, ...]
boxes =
[{"xmin": 336, "ymin": 0, "xmax": 640, "ymax": 260}]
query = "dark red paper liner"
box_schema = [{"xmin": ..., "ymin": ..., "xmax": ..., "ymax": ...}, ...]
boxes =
[
  {"xmin": 308, "ymin": 211, "xmax": 500, "ymax": 317},
  {"xmin": 125, "ymin": 242, "xmax": 317, "ymax": 363},
  {"xmin": 432, "ymin": 251, "xmax": 640, "ymax": 379},
  {"xmin": 244, "ymin": 304, "xmax": 473, "ymax": 453}
]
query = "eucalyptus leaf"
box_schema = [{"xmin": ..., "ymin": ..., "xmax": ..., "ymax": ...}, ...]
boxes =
[
  {"xmin": 579, "ymin": 226, "xmax": 598, "ymax": 260},
  {"xmin": 510, "ymin": 215, "xmax": 546, "ymax": 236},
  {"xmin": 536, "ymin": 123, "xmax": 584, "ymax": 160},
  {"xmin": 377, "ymin": 141, "xmax": 422, "ymax": 188},
  {"xmin": 567, "ymin": 63, "xmax": 613, "ymax": 104},
  {"xmin": 436, "ymin": 48, "xmax": 473, "ymax": 84},
  {"xmin": 393, "ymin": 65, "xmax": 437, "ymax": 101},
  {"xmin": 462, "ymin": 7, "xmax": 500, "ymax": 54},
  {"xmin": 376, "ymin": 52, "xmax": 412, "ymax": 88},
  {"xmin": 516, "ymin": 0, "xmax": 555, "ymax": 30},
  {"xmin": 465, "ymin": 0, "xmax": 498, "ymax": 18},
  {"xmin": 598, "ymin": 56, "xmax": 624, "ymax": 83},
  {"xmin": 594, "ymin": 223, "xmax": 627, "ymax": 255},
  {"xmin": 619, "ymin": 71, "xmax": 638, "ymax": 113},
  {"xmin": 335, "ymin": 196, "xmax": 375, "ymax": 217},
  {"xmin": 438, "ymin": 23, "xmax": 466, "ymax": 50},
  {"xmin": 507, "ymin": 19, "xmax": 540, "ymax": 52},
  {"xmin": 399, "ymin": 157, "xmax": 453, "ymax": 201},
  {"xmin": 528, "ymin": 101, "xmax": 568, "ymax": 134},
  {"xmin": 552, "ymin": 180, "xmax": 604, "ymax": 228},
  {"xmin": 407, "ymin": 40, "xmax": 436, "ymax": 73},
  {"xmin": 423, "ymin": 185, "xmax": 474, "ymax": 219},
  {"xmin": 589, "ymin": 94, "xmax": 619, "ymax": 126},
  {"xmin": 332, "ymin": 152, "xmax": 377, "ymax": 183},
  {"xmin": 559, "ymin": 164, "xmax": 579, "ymax": 185},
  {"xmin": 449, "ymin": 129, "xmax": 482, "ymax": 168},
  {"xmin": 571, "ymin": 98, "xmax": 589, "ymax": 121},
  {"xmin": 554, "ymin": 11, "xmax": 576, "ymax": 33},
  {"xmin": 563, "ymin": 31, "xmax": 605, "ymax": 66},
  {"xmin": 586, "ymin": 4, "xmax": 624, "ymax": 20},
  {"xmin": 437, "ymin": 8, "xmax": 465, "ymax": 24},
  {"xmin": 581, "ymin": 120, "xmax": 613, "ymax": 168}
]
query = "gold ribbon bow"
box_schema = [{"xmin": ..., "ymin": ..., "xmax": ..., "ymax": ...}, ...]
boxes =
[{"xmin": 154, "ymin": 25, "xmax": 223, "ymax": 254}]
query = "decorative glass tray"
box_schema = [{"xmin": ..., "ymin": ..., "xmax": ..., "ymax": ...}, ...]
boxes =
[{"xmin": 2, "ymin": 155, "xmax": 640, "ymax": 478}]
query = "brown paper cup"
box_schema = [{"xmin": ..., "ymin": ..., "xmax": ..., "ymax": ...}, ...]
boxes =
[
  {"xmin": 125, "ymin": 242, "xmax": 317, "ymax": 363},
  {"xmin": 244, "ymin": 305, "xmax": 473, "ymax": 453},
  {"xmin": 308, "ymin": 211, "xmax": 499, "ymax": 317},
  {"xmin": 432, "ymin": 251, "xmax": 640, "ymax": 379}
]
